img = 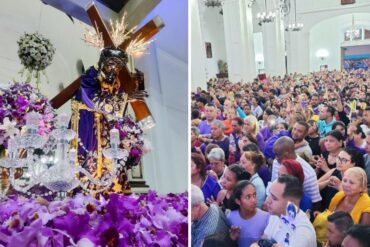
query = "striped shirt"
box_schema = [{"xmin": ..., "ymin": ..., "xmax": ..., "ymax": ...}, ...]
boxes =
[
  {"xmin": 271, "ymin": 156, "xmax": 322, "ymax": 203},
  {"xmin": 192, "ymin": 204, "xmax": 229, "ymax": 247}
]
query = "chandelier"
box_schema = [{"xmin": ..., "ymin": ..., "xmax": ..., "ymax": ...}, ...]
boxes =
[
  {"xmin": 203, "ymin": 0, "xmax": 224, "ymax": 7},
  {"xmin": 345, "ymin": 14, "xmax": 361, "ymax": 40},
  {"xmin": 285, "ymin": 0, "xmax": 303, "ymax": 31},
  {"xmin": 0, "ymin": 112, "xmax": 128, "ymax": 199},
  {"xmin": 257, "ymin": 0, "xmax": 276, "ymax": 25}
]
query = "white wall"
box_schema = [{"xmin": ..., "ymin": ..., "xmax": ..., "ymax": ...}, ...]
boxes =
[
  {"xmin": 286, "ymin": 0, "xmax": 370, "ymax": 74},
  {"xmin": 309, "ymin": 13, "xmax": 370, "ymax": 71},
  {"xmin": 198, "ymin": 0, "xmax": 370, "ymax": 76},
  {"xmin": 200, "ymin": 6, "xmax": 227, "ymax": 79},
  {"xmin": 135, "ymin": 0, "xmax": 188, "ymax": 194},
  {"xmin": 253, "ymin": 32, "xmax": 264, "ymax": 73},
  {"xmin": 0, "ymin": 0, "xmax": 99, "ymax": 115},
  {"xmin": 191, "ymin": 0, "xmax": 207, "ymax": 90}
]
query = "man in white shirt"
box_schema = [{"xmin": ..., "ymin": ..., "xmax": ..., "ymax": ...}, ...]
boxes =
[
  {"xmin": 263, "ymin": 176, "xmax": 317, "ymax": 247},
  {"xmin": 272, "ymin": 136, "xmax": 322, "ymax": 211}
]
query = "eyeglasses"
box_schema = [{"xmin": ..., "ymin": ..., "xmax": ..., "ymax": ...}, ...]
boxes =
[{"xmin": 337, "ymin": 156, "xmax": 350, "ymax": 163}]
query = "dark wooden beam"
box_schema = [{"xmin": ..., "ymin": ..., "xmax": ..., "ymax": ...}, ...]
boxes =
[
  {"xmin": 119, "ymin": 16, "xmax": 165, "ymax": 51},
  {"xmin": 86, "ymin": 3, "xmax": 114, "ymax": 47},
  {"xmin": 50, "ymin": 77, "xmax": 81, "ymax": 109},
  {"xmin": 341, "ymin": 0, "xmax": 355, "ymax": 5}
]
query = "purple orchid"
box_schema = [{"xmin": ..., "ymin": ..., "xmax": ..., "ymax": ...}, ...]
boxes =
[
  {"xmin": 0, "ymin": 82, "xmax": 55, "ymax": 146},
  {"xmin": 0, "ymin": 192, "xmax": 188, "ymax": 246}
]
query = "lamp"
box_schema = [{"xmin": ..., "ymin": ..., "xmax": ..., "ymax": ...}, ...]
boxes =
[
  {"xmin": 285, "ymin": 0, "xmax": 303, "ymax": 31},
  {"xmin": 345, "ymin": 14, "xmax": 361, "ymax": 40},
  {"xmin": 316, "ymin": 49, "xmax": 329, "ymax": 70},
  {"xmin": 315, "ymin": 49, "xmax": 329, "ymax": 61},
  {"xmin": 257, "ymin": 0, "xmax": 276, "ymax": 25},
  {"xmin": 203, "ymin": 0, "xmax": 224, "ymax": 8}
]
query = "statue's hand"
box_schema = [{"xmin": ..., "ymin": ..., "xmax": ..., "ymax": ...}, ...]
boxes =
[
  {"xmin": 128, "ymin": 90, "xmax": 149, "ymax": 101},
  {"xmin": 134, "ymin": 68, "xmax": 145, "ymax": 90}
]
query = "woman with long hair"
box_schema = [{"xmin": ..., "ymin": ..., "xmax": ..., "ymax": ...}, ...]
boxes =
[
  {"xmin": 227, "ymin": 180, "xmax": 270, "ymax": 247},
  {"xmin": 315, "ymin": 130, "xmax": 344, "ymax": 178},
  {"xmin": 244, "ymin": 115, "xmax": 265, "ymax": 152},
  {"xmin": 239, "ymin": 151, "xmax": 266, "ymax": 208},
  {"xmin": 191, "ymin": 152, "xmax": 221, "ymax": 202},
  {"xmin": 216, "ymin": 164, "xmax": 250, "ymax": 211}
]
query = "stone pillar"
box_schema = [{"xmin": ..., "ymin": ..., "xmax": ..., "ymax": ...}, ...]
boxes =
[
  {"xmin": 261, "ymin": 11, "xmax": 286, "ymax": 76},
  {"xmin": 286, "ymin": 30, "xmax": 310, "ymax": 74},
  {"xmin": 191, "ymin": 0, "xmax": 207, "ymax": 90},
  {"xmin": 223, "ymin": 0, "xmax": 256, "ymax": 83}
]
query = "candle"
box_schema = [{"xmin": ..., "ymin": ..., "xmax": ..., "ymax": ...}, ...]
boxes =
[
  {"xmin": 58, "ymin": 114, "xmax": 69, "ymax": 128},
  {"xmin": 110, "ymin": 128, "xmax": 120, "ymax": 147},
  {"xmin": 26, "ymin": 112, "xmax": 40, "ymax": 130}
]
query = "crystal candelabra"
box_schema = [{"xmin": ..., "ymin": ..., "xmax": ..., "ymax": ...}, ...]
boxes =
[
  {"xmin": 0, "ymin": 112, "xmax": 129, "ymax": 199},
  {"xmin": 285, "ymin": 22, "xmax": 303, "ymax": 32},
  {"xmin": 257, "ymin": 11, "xmax": 276, "ymax": 25},
  {"xmin": 285, "ymin": 0, "xmax": 303, "ymax": 32},
  {"xmin": 203, "ymin": 0, "xmax": 224, "ymax": 8},
  {"xmin": 345, "ymin": 15, "xmax": 361, "ymax": 41},
  {"xmin": 257, "ymin": 0, "xmax": 276, "ymax": 25}
]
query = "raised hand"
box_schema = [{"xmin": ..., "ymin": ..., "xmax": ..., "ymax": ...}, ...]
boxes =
[
  {"xmin": 316, "ymin": 156, "xmax": 330, "ymax": 173},
  {"xmin": 328, "ymin": 176, "xmax": 342, "ymax": 190},
  {"xmin": 229, "ymin": 226, "xmax": 241, "ymax": 241}
]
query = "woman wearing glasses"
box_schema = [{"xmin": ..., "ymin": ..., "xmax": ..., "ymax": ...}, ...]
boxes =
[{"xmin": 318, "ymin": 147, "xmax": 365, "ymax": 210}]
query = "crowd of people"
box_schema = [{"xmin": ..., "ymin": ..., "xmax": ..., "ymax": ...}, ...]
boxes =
[{"xmin": 191, "ymin": 69, "xmax": 370, "ymax": 247}]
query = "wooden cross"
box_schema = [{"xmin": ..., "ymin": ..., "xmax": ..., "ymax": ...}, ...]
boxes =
[{"xmin": 50, "ymin": 2, "xmax": 165, "ymax": 123}]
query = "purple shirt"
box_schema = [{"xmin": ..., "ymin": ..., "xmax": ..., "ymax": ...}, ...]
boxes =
[
  {"xmin": 227, "ymin": 208, "xmax": 270, "ymax": 247},
  {"xmin": 346, "ymin": 139, "xmax": 367, "ymax": 155},
  {"xmin": 257, "ymin": 165, "xmax": 271, "ymax": 187},
  {"xmin": 198, "ymin": 120, "xmax": 212, "ymax": 135},
  {"xmin": 201, "ymin": 175, "xmax": 221, "ymax": 202},
  {"xmin": 256, "ymin": 132, "xmax": 265, "ymax": 152},
  {"xmin": 259, "ymin": 127, "xmax": 273, "ymax": 141}
]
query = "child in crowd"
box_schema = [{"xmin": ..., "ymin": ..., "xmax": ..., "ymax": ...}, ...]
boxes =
[
  {"xmin": 216, "ymin": 164, "xmax": 250, "ymax": 211},
  {"xmin": 227, "ymin": 180, "xmax": 270, "ymax": 247}
]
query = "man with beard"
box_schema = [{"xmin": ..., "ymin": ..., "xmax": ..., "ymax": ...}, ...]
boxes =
[
  {"xmin": 310, "ymin": 93, "xmax": 320, "ymax": 115},
  {"xmin": 318, "ymin": 105, "xmax": 336, "ymax": 137},
  {"xmin": 292, "ymin": 121, "xmax": 313, "ymax": 161}
]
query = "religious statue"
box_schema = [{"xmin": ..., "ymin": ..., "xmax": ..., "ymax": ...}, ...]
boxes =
[
  {"xmin": 71, "ymin": 47, "xmax": 132, "ymax": 193},
  {"xmin": 50, "ymin": 4, "xmax": 165, "ymax": 194}
]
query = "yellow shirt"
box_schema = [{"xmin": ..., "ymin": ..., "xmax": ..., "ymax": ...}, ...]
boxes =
[{"xmin": 313, "ymin": 191, "xmax": 370, "ymax": 243}]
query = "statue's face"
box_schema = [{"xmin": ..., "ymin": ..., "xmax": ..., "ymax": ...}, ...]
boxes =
[{"xmin": 101, "ymin": 57, "xmax": 124, "ymax": 84}]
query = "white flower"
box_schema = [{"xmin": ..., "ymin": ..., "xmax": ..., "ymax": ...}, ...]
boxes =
[
  {"xmin": 0, "ymin": 118, "xmax": 19, "ymax": 139},
  {"xmin": 76, "ymin": 238, "xmax": 95, "ymax": 247}
]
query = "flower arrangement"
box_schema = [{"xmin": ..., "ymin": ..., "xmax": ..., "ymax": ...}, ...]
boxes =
[
  {"xmin": 17, "ymin": 32, "xmax": 55, "ymax": 88},
  {"xmin": 0, "ymin": 82, "xmax": 55, "ymax": 148},
  {"xmin": 112, "ymin": 116, "xmax": 145, "ymax": 169},
  {"xmin": 0, "ymin": 191, "xmax": 188, "ymax": 246}
]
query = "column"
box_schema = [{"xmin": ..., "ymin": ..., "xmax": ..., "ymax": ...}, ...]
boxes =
[
  {"xmin": 191, "ymin": 0, "xmax": 207, "ymax": 90},
  {"xmin": 223, "ymin": 0, "xmax": 256, "ymax": 83},
  {"xmin": 286, "ymin": 30, "xmax": 310, "ymax": 74},
  {"xmin": 261, "ymin": 11, "xmax": 286, "ymax": 76}
]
